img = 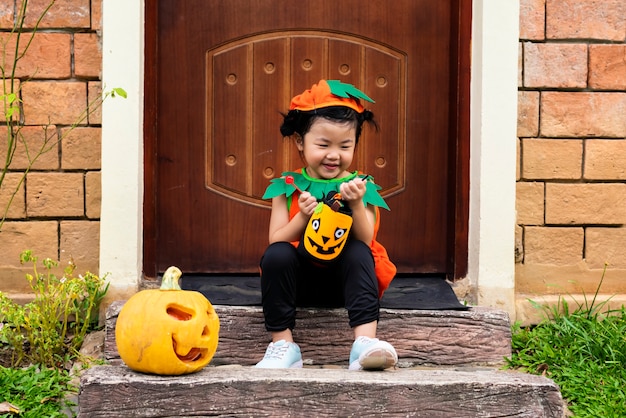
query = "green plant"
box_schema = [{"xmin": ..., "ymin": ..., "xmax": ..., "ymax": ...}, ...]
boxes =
[
  {"xmin": 506, "ymin": 266, "xmax": 626, "ymax": 417},
  {"xmin": 0, "ymin": 0, "xmax": 126, "ymax": 231},
  {"xmin": 0, "ymin": 250, "xmax": 109, "ymax": 368},
  {"xmin": 0, "ymin": 364, "xmax": 75, "ymax": 418}
]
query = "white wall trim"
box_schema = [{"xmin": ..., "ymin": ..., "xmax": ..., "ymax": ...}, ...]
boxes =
[
  {"xmin": 99, "ymin": 1, "xmax": 521, "ymax": 315},
  {"xmin": 100, "ymin": 0, "xmax": 145, "ymax": 298},
  {"xmin": 468, "ymin": 0, "xmax": 519, "ymax": 316}
]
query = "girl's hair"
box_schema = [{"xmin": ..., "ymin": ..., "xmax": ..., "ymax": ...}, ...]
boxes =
[{"xmin": 280, "ymin": 106, "xmax": 377, "ymax": 144}]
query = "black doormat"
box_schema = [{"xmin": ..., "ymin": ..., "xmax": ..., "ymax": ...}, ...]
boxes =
[{"xmin": 181, "ymin": 275, "xmax": 468, "ymax": 310}]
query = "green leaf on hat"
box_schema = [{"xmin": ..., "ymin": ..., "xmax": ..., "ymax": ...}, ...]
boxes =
[{"xmin": 327, "ymin": 80, "xmax": 375, "ymax": 103}]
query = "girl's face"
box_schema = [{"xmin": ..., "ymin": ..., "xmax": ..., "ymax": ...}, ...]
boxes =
[{"xmin": 297, "ymin": 118, "xmax": 357, "ymax": 180}]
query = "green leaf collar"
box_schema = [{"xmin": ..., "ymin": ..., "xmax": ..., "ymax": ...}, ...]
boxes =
[{"xmin": 262, "ymin": 168, "xmax": 390, "ymax": 210}]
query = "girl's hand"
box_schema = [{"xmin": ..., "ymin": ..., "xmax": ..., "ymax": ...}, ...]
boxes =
[
  {"xmin": 339, "ymin": 178, "xmax": 367, "ymax": 204},
  {"xmin": 298, "ymin": 191, "xmax": 318, "ymax": 216}
]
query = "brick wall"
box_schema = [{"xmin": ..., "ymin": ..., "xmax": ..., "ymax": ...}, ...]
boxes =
[
  {"xmin": 517, "ymin": 0, "xmax": 626, "ymax": 295},
  {"xmin": 0, "ymin": 0, "xmax": 102, "ymax": 291}
]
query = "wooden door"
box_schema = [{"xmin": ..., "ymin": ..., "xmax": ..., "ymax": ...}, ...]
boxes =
[{"xmin": 144, "ymin": 0, "xmax": 470, "ymax": 279}]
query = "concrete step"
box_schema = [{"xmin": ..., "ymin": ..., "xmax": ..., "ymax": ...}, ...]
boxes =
[
  {"xmin": 105, "ymin": 302, "xmax": 512, "ymax": 367},
  {"xmin": 78, "ymin": 365, "xmax": 565, "ymax": 417}
]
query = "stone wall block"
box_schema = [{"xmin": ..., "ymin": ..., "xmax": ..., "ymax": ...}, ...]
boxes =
[
  {"xmin": 24, "ymin": 0, "xmax": 91, "ymax": 29},
  {"xmin": 524, "ymin": 226, "xmax": 584, "ymax": 264},
  {"xmin": 88, "ymin": 82, "xmax": 102, "ymax": 125},
  {"xmin": 545, "ymin": 183, "xmax": 626, "ymax": 224},
  {"xmin": 0, "ymin": 173, "xmax": 26, "ymax": 219},
  {"xmin": 91, "ymin": 0, "xmax": 102, "ymax": 31},
  {"xmin": 589, "ymin": 45, "xmax": 626, "ymax": 90},
  {"xmin": 516, "ymin": 181, "xmax": 545, "ymax": 225},
  {"xmin": 518, "ymin": 91, "xmax": 540, "ymax": 137},
  {"xmin": 521, "ymin": 138, "xmax": 582, "ymax": 179},
  {"xmin": 74, "ymin": 33, "xmax": 102, "ymax": 78},
  {"xmin": 85, "ymin": 171, "xmax": 101, "ymax": 219},
  {"xmin": 0, "ymin": 4, "xmax": 13, "ymax": 28},
  {"xmin": 0, "ymin": 221, "xmax": 59, "ymax": 268},
  {"xmin": 584, "ymin": 140, "xmax": 626, "ymax": 180},
  {"xmin": 26, "ymin": 172, "xmax": 85, "ymax": 217},
  {"xmin": 520, "ymin": 0, "xmax": 546, "ymax": 40},
  {"xmin": 547, "ymin": 0, "xmax": 626, "ymax": 41},
  {"xmin": 21, "ymin": 81, "xmax": 88, "ymax": 125},
  {"xmin": 60, "ymin": 221, "xmax": 100, "ymax": 273},
  {"xmin": 541, "ymin": 92, "xmax": 626, "ymax": 138},
  {"xmin": 523, "ymin": 43, "xmax": 587, "ymax": 88},
  {"xmin": 0, "ymin": 33, "xmax": 71, "ymax": 79},
  {"xmin": 1, "ymin": 126, "xmax": 60, "ymax": 170},
  {"xmin": 586, "ymin": 228, "xmax": 626, "ymax": 269},
  {"xmin": 61, "ymin": 127, "xmax": 102, "ymax": 169}
]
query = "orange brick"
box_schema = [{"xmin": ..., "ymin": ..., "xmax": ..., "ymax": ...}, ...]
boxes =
[
  {"xmin": 0, "ymin": 4, "xmax": 14, "ymax": 29},
  {"xmin": 584, "ymin": 140, "xmax": 626, "ymax": 180},
  {"xmin": 74, "ymin": 33, "xmax": 102, "ymax": 78},
  {"xmin": 21, "ymin": 81, "xmax": 87, "ymax": 125},
  {"xmin": 85, "ymin": 171, "xmax": 101, "ymax": 219},
  {"xmin": 0, "ymin": 173, "xmax": 26, "ymax": 219},
  {"xmin": 541, "ymin": 92, "xmax": 626, "ymax": 137},
  {"xmin": 24, "ymin": 0, "xmax": 90, "ymax": 29},
  {"xmin": 0, "ymin": 33, "xmax": 72, "ymax": 79},
  {"xmin": 547, "ymin": 0, "xmax": 626, "ymax": 41},
  {"xmin": 520, "ymin": 0, "xmax": 546, "ymax": 40},
  {"xmin": 546, "ymin": 183, "xmax": 626, "ymax": 225},
  {"xmin": 586, "ymin": 227, "xmax": 626, "ymax": 269},
  {"xmin": 516, "ymin": 181, "xmax": 545, "ymax": 225},
  {"xmin": 522, "ymin": 139, "xmax": 582, "ymax": 179},
  {"xmin": 523, "ymin": 43, "xmax": 587, "ymax": 88},
  {"xmin": 0, "ymin": 221, "xmax": 59, "ymax": 268},
  {"xmin": 518, "ymin": 91, "xmax": 539, "ymax": 137},
  {"xmin": 88, "ymin": 82, "xmax": 102, "ymax": 124},
  {"xmin": 60, "ymin": 220, "xmax": 100, "ymax": 273},
  {"xmin": 589, "ymin": 45, "xmax": 626, "ymax": 90},
  {"xmin": 26, "ymin": 172, "xmax": 84, "ymax": 217},
  {"xmin": 61, "ymin": 127, "xmax": 101, "ymax": 169},
  {"xmin": 0, "ymin": 126, "xmax": 60, "ymax": 170},
  {"xmin": 524, "ymin": 226, "xmax": 584, "ymax": 264},
  {"xmin": 91, "ymin": 0, "xmax": 102, "ymax": 31}
]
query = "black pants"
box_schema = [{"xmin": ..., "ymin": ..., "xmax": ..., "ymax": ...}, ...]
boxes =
[{"xmin": 260, "ymin": 240, "xmax": 380, "ymax": 332}]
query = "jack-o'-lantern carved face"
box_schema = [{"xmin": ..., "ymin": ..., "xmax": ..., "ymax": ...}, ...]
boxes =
[
  {"xmin": 303, "ymin": 202, "xmax": 353, "ymax": 261},
  {"xmin": 115, "ymin": 266, "xmax": 220, "ymax": 375}
]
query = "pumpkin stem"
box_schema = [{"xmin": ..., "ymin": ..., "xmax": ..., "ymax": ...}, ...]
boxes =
[{"xmin": 161, "ymin": 266, "xmax": 183, "ymax": 290}]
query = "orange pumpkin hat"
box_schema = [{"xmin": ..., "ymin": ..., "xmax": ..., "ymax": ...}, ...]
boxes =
[{"xmin": 289, "ymin": 79, "xmax": 375, "ymax": 113}]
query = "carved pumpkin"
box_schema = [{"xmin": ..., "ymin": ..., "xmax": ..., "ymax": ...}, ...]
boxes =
[
  {"xmin": 302, "ymin": 195, "xmax": 353, "ymax": 262},
  {"xmin": 115, "ymin": 266, "xmax": 220, "ymax": 375}
]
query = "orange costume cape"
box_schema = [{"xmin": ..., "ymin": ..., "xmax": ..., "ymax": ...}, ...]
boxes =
[{"xmin": 262, "ymin": 169, "xmax": 396, "ymax": 298}]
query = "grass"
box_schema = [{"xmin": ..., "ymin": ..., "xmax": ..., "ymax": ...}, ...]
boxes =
[
  {"xmin": 507, "ymin": 276, "xmax": 626, "ymax": 417},
  {"xmin": 0, "ymin": 365, "xmax": 75, "ymax": 417}
]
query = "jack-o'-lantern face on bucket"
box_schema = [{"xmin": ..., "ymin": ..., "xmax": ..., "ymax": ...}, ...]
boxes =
[{"xmin": 303, "ymin": 203, "xmax": 353, "ymax": 261}]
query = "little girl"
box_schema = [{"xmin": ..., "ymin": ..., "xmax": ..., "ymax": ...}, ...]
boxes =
[{"xmin": 256, "ymin": 80, "xmax": 397, "ymax": 370}]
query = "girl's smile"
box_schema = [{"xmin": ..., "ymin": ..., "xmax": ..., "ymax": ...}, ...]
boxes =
[{"xmin": 297, "ymin": 118, "xmax": 357, "ymax": 180}]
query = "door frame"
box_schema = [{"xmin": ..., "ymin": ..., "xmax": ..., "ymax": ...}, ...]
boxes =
[
  {"xmin": 141, "ymin": 0, "xmax": 472, "ymax": 281},
  {"xmin": 100, "ymin": 0, "xmax": 519, "ymax": 316}
]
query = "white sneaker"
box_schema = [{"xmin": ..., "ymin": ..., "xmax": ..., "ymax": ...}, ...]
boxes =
[
  {"xmin": 254, "ymin": 340, "xmax": 303, "ymax": 369},
  {"xmin": 349, "ymin": 336, "xmax": 398, "ymax": 370}
]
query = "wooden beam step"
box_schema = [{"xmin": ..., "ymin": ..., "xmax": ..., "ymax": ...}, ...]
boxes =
[
  {"xmin": 105, "ymin": 302, "xmax": 512, "ymax": 368},
  {"xmin": 78, "ymin": 365, "xmax": 565, "ymax": 417}
]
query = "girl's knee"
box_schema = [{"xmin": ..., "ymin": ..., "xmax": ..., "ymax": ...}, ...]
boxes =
[
  {"xmin": 341, "ymin": 240, "xmax": 374, "ymax": 265},
  {"xmin": 261, "ymin": 242, "xmax": 298, "ymax": 270}
]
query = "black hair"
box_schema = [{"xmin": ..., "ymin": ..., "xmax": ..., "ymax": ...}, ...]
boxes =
[{"xmin": 280, "ymin": 106, "xmax": 377, "ymax": 144}]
